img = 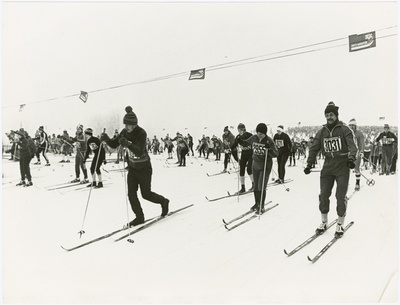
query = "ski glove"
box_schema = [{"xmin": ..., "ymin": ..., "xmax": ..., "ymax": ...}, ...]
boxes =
[
  {"xmin": 347, "ymin": 159, "xmax": 356, "ymax": 169},
  {"xmin": 100, "ymin": 133, "xmax": 110, "ymax": 142},
  {"xmin": 304, "ymin": 166, "xmax": 312, "ymax": 175},
  {"xmin": 119, "ymin": 137, "xmax": 131, "ymax": 147}
]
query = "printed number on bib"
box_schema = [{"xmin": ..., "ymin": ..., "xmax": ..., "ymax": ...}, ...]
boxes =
[
  {"xmin": 275, "ymin": 139, "xmax": 284, "ymax": 148},
  {"xmin": 324, "ymin": 137, "xmax": 341, "ymax": 153},
  {"xmin": 89, "ymin": 143, "xmax": 99, "ymax": 151},
  {"xmin": 253, "ymin": 143, "xmax": 266, "ymax": 155}
]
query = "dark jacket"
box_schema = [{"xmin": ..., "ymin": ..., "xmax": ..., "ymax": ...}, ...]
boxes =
[{"xmin": 105, "ymin": 126, "xmax": 151, "ymax": 169}]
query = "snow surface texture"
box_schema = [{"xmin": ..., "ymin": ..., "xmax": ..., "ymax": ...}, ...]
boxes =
[{"xmin": 2, "ymin": 152, "xmax": 398, "ymax": 304}]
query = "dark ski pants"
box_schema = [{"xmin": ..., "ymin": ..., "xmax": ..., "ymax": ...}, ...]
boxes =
[
  {"xmin": 180, "ymin": 147, "xmax": 189, "ymax": 166},
  {"xmin": 90, "ymin": 155, "xmax": 104, "ymax": 175},
  {"xmin": 319, "ymin": 158, "xmax": 350, "ymax": 217},
  {"xmin": 252, "ymin": 159, "xmax": 272, "ymax": 206},
  {"xmin": 277, "ymin": 151, "xmax": 289, "ymax": 180},
  {"xmin": 289, "ymin": 151, "xmax": 296, "ymax": 165},
  {"xmin": 19, "ymin": 155, "xmax": 32, "ymax": 182},
  {"xmin": 127, "ymin": 167, "xmax": 167, "ymax": 218},
  {"xmin": 390, "ymin": 152, "xmax": 397, "ymax": 173},
  {"xmin": 239, "ymin": 152, "xmax": 253, "ymax": 176},
  {"xmin": 36, "ymin": 143, "xmax": 49, "ymax": 163},
  {"xmin": 381, "ymin": 146, "xmax": 394, "ymax": 174},
  {"xmin": 75, "ymin": 150, "xmax": 88, "ymax": 179}
]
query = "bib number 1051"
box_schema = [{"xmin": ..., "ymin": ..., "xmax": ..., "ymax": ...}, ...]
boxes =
[{"xmin": 324, "ymin": 137, "xmax": 341, "ymax": 152}]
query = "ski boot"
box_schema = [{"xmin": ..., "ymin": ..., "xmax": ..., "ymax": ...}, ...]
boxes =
[
  {"xmin": 34, "ymin": 161, "xmax": 41, "ymax": 165},
  {"xmin": 315, "ymin": 222, "xmax": 327, "ymax": 235},
  {"xmin": 355, "ymin": 184, "xmax": 360, "ymax": 191},
  {"xmin": 127, "ymin": 215, "xmax": 145, "ymax": 227},
  {"xmin": 24, "ymin": 181, "xmax": 33, "ymax": 187},
  {"xmin": 71, "ymin": 178, "xmax": 80, "ymax": 183},
  {"xmin": 45, "ymin": 163, "xmax": 51, "ymax": 166},
  {"xmin": 334, "ymin": 224, "xmax": 344, "ymax": 239},
  {"xmin": 95, "ymin": 182, "xmax": 103, "ymax": 188},
  {"xmin": 80, "ymin": 178, "xmax": 89, "ymax": 184},
  {"xmin": 16, "ymin": 180, "xmax": 25, "ymax": 186},
  {"xmin": 87, "ymin": 181, "xmax": 97, "ymax": 187},
  {"xmin": 161, "ymin": 199, "xmax": 170, "ymax": 217},
  {"xmin": 255, "ymin": 205, "xmax": 265, "ymax": 215},
  {"xmin": 238, "ymin": 186, "xmax": 246, "ymax": 194},
  {"xmin": 250, "ymin": 203, "xmax": 259, "ymax": 212}
]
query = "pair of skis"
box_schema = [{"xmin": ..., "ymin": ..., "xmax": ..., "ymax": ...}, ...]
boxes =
[
  {"xmin": 283, "ymin": 220, "xmax": 354, "ymax": 263},
  {"xmin": 222, "ymin": 201, "xmax": 279, "ymax": 231},
  {"xmin": 61, "ymin": 204, "xmax": 193, "ymax": 251}
]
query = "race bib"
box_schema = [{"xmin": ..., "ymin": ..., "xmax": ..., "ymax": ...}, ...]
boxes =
[
  {"xmin": 127, "ymin": 150, "xmax": 140, "ymax": 160},
  {"xmin": 382, "ymin": 136, "xmax": 393, "ymax": 145},
  {"xmin": 89, "ymin": 143, "xmax": 98, "ymax": 151},
  {"xmin": 275, "ymin": 139, "xmax": 284, "ymax": 148},
  {"xmin": 253, "ymin": 142, "xmax": 266, "ymax": 155},
  {"xmin": 324, "ymin": 136, "xmax": 342, "ymax": 153}
]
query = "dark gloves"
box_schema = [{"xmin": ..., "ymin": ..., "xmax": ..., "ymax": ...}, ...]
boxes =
[
  {"xmin": 100, "ymin": 133, "xmax": 110, "ymax": 142},
  {"xmin": 304, "ymin": 166, "xmax": 312, "ymax": 175},
  {"xmin": 347, "ymin": 159, "xmax": 356, "ymax": 169},
  {"xmin": 119, "ymin": 137, "xmax": 131, "ymax": 147}
]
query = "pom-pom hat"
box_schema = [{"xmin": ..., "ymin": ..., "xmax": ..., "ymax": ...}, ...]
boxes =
[
  {"xmin": 84, "ymin": 128, "xmax": 93, "ymax": 135},
  {"xmin": 123, "ymin": 106, "xmax": 138, "ymax": 125},
  {"xmin": 324, "ymin": 102, "xmax": 339, "ymax": 117},
  {"xmin": 349, "ymin": 118, "xmax": 357, "ymax": 126},
  {"xmin": 256, "ymin": 123, "xmax": 268, "ymax": 135}
]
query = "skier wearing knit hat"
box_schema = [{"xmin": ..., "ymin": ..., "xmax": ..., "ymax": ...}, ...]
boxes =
[
  {"xmin": 304, "ymin": 102, "xmax": 358, "ymax": 238},
  {"xmin": 34, "ymin": 126, "xmax": 50, "ymax": 166},
  {"xmin": 348, "ymin": 118, "xmax": 364, "ymax": 191},
  {"xmin": 222, "ymin": 126, "xmax": 238, "ymax": 173},
  {"xmin": 243, "ymin": 123, "xmax": 278, "ymax": 214},
  {"xmin": 375, "ymin": 124, "xmax": 397, "ymax": 175},
  {"xmin": 273, "ymin": 125, "xmax": 292, "ymax": 184},
  {"xmin": 101, "ymin": 106, "xmax": 169, "ymax": 226},
  {"xmin": 70, "ymin": 124, "xmax": 89, "ymax": 184},
  {"xmin": 231, "ymin": 123, "xmax": 254, "ymax": 193},
  {"xmin": 84, "ymin": 128, "xmax": 105, "ymax": 188}
]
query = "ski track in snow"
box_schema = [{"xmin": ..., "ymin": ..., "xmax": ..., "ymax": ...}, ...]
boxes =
[{"xmin": 2, "ymin": 152, "xmax": 398, "ymax": 303}]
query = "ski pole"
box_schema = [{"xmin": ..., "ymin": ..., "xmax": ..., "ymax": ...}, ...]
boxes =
[
  {"xmin": 258, "ymin": 148, "xmax": 269, "ymax": 218},
  {"xmin": 121, "ymin": 147, "xmax": 134, "ymax": 243},
  {"xmin": 78, "ymin": 141, "xmax": 103, "ymax": 238},
  {"xmin": 359, "ymin": 171, "xmax": 375, "ymax": 186}
]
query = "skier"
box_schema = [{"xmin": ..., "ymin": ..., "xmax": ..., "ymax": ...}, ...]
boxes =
[
  {"xmin": 14, "ymin": 128, "xmax": 34, "ymax": 187},
  {"xmin": 83, "ymin": 128, "xmax": 105, "ymax": 188},
  {"xmin": 174, "ymin": 132, "xmax": 190, "ymax": 166},
  {"xmin": 273, "ymin": 125, "xmax": 292, "ymax": 183},
  {"xmin": 212, "ymin": 135, "xmax": 223, "ymax": 161},
  {"xmin": 187, "ymin": 133, "xmax": 194, "ymax": 156},
  {"xmin": 244, "ymin": 123, "xmax": 278, "ymax": 214},
  {"xmin": 222, "ymin": 126, "xmax": 238, "ymax": 172},
  {"xmin": 304, "ymin": 102, "xmax": 358, "ymax": 238},
  {"xmin": 231, "ymin": 123, "xmax": 254, "ymax": 193},
  {"xmin": 288, "ymin": 138, "xmax": 298, "ymax": 166},
  {"xmin": 60, "ymin": 130, "xmax": 72, "ymax": 163},
  {"xmin": 101, "ymin": 106, "xmax": 169, "ymax": 226},
  {"xmin": 70, "ymin": 124, "xmax": 89, "ymax": 184},
  {"xmin": 348, "ymin": 119, "xmax": 364, "ymax": 191},
  {"xmin": 375, "ymin": 124, "xmax": 397, "ymax": 175},
  {"xmin": 34, "ymin": 126, "xmax": 50, "ymax": 166}
]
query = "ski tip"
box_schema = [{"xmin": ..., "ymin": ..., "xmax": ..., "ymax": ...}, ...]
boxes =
[
  {"xmin": 307, "ymin": 256, "xmax": 313, "ymax": 262},
  {"xmin": 283, "ymin": 249, "xmax": 289, "ymax": 255},
  {"xmin": 224, "ymin": 225, "xmax": 230, "ymax": 231},
  {"xmin": 61, "ymin": 246, "xmax": 70, "ymax": 251},
  {"xmin": 222, "ymin": 219, "xmax": 227, "ymax": 225}
]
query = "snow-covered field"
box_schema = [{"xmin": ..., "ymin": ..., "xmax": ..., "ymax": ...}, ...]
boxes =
[{"xmin": 2, "ymin": 151, "xmax": 398, "ymax": 304}]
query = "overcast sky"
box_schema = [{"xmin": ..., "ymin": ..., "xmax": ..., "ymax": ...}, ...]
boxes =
[{"xmin": 2, "ymin": 1, "xmax": 398, "ymax": 141}]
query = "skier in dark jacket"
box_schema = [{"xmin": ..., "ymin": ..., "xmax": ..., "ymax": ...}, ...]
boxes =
[
  {"xmin": 273, "ymin": 125, "xmax": 292, "ymax": 183},
  {"xmin": 304, "ymin": 102, "xmax": 358, "ymax": 239},
  {"xmin": 15, "ymin": 128, "xmax": 34, "ymax": 187},
  {"xmin": 101, "ymin": 106, "xmax": 169, "ymax": 227},
  {"xmin": 375, "ymin": 124, "xmax": 397, "ymax": 175}
]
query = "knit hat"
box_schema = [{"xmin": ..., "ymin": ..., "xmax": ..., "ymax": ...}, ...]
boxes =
[
  {"xmin": 256, "ymin": 123, "xmax": 268, "ymax": 135},
  {"xmin": 349, "ymin": 118, "xmax": 357, "ymax": 126},
  {"xmin": 84, "ymin": 128, "xmax": 93, "ymax": 135},
  {"xmin": 324, "ymin": 102, "xmax": 339, "ymax": 116},
  {"xmin": 77, "ymin": 124, "xmax": 83, "ymax": 131},
  {"xmin": 237, "ymin": 123, "xmax": 246, "ymax": 130},
  {"xmin": 39, "ymin": 126, "xmax": 44, "ymax": 131},
  {"xmin": 223, "ymin": 126, "xmax": 229, "ymax": 132},
  {"xmin": 277, "ymin": 125, "xmax": 284, "ymax": 132},
  {"xmin": 384, "ymin": 124, "xmax": 390, "ymax": 129},
  {"xmin": 123, "ymin": 106, "xmax": 138, "ymax": 125}
]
